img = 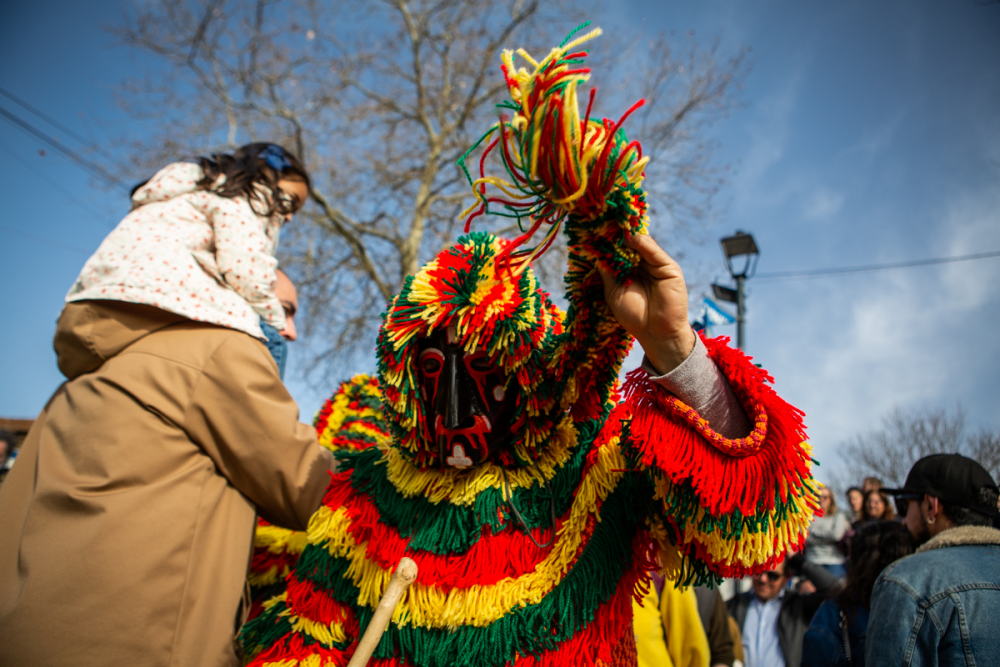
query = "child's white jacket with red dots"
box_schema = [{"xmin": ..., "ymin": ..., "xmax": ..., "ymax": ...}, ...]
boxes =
[{"xmin": 66, "ymin": 162, "xmax": 285, "ymax": 339}]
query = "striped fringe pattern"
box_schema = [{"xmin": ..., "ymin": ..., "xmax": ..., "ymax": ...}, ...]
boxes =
[
  {"xmin": 241, "ymin": 410, "xmax": 652, "ymax": 667},
  {"xmin": 622, "ymin": 334, "xmax": 820, "ymax": 584}
]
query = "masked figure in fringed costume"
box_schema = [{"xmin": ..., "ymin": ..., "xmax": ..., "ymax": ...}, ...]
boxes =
[{"xmin": 242, "ymin": 24, "xmax": 819, "ymax": 667}]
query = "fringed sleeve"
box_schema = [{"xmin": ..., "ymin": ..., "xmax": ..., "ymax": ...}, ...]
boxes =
[
  {"xmin": 456, "ymin": 23, "xmax": 653, "ymax": 424},
  {"xmin": 622, "ymin": 333, "xmax": 820, "ymax": 585}
]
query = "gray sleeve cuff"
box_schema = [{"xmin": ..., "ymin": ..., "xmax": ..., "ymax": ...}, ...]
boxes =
[{"xmin": 641, "ymin": 335, "xmax": 753, "ymax": 439}]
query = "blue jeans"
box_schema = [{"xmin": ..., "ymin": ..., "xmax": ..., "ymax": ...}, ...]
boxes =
[{"xmin": 260, "ymin": 322, "xmax": 287, "ymax": 380}]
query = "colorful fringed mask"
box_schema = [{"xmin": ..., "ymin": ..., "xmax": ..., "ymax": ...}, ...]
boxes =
[{"xmin": 376, "ymin": 233, "xmax": 566, "ymax": 468}]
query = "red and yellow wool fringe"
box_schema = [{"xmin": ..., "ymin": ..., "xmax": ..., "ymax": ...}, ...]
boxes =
[
  {"xmin": 286, "ymin": 435, "xmax": 625, "ymax": 632},
  {"xmin": 624, "ymin": 334, "xmax": 820, "ymax": 578}
]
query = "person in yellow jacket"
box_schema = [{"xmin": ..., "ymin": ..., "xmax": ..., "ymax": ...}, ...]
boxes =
[{"xmin": 635, "ymin": 578, "xmax": 711, "ymax": 667}]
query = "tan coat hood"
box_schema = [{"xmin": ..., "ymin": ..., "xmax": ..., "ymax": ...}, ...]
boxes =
[{"xmin": 54, "ymin": 299, "xmax": 187, "ymax": 379}]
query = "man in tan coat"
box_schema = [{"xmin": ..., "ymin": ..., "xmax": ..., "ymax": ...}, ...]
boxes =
[{"xmin": 0, "ymin": 300, "xmax": 335, "ymax": 666}]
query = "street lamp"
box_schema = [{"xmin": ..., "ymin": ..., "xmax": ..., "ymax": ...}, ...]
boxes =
[{"xmin": 713, "ymin": 231, "xmax": 759, "ymax": 350}]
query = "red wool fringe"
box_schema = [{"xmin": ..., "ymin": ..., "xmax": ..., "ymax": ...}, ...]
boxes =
[
  {"xmin": 622, "ymin": 334, "xmax": 814, "ymax": 518},
  {"xmin": 320, "ymin": 468, "xmax": 605, "ymax": 590}
]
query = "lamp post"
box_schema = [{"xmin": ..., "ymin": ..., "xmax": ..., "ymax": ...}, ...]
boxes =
[
  {"xmin": 712, "ymin": 231, "xmax": 759, "ymax": 600},
  {"xmin": 714, "ymin": 231, "xmax": 759, "ymax": 350}
]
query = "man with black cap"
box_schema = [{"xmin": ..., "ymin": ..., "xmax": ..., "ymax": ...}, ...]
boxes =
[{"xmin": 866, "ymin": 454, "xmax": 1000, "ymax": 666}]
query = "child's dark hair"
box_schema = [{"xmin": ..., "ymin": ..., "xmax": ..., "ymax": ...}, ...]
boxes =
[
  {"xmin": 130, "ymin": 143, "xmax": 311, "ymax": 218},
  {"xmin": 198, "ymin": 143, "xmax": 311, "ymax": 217},
  {"xmin": 834, "ymin": 520, "xmax": 914, "ymax": 621}
]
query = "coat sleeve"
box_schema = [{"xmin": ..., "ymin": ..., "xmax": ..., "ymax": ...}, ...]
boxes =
[
  {"xmin": 184, "ymin": 333, "xmax": 335, "ymax": 530},
  {"xmin": 865, "ymin": 571, "xmax": 927, "ymax": 667},
  {"xmin": 802, "ymin": 560, "xmax": 839, "ymax": 600},
  {"xmin": 704, "ymin": 588, "xmax": 735, "ymax": 667},
  {"xmin": 201, "ymin": 193, "xmax": 285, "ymax": 329},
  {"xmin": 660, "ymin": 585, "xmax": 711, "ymax": 667}
]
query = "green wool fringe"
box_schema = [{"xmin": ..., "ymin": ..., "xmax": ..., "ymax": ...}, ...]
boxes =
[
  {"xmin": 332, "ymin": 419, "xmax": 603, "ymax": 556},
  {"xmin": 257, "ymin": 474, "xmax": 652, "ymax": 667}
]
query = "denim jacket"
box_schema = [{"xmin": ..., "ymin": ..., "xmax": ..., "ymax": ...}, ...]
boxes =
[{"xmin": 865, "ymin": 525, "xmax": 1000, "ymax": 666}]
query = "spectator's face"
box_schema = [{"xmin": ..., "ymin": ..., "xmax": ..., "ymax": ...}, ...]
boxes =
[
  {"xmin": 901, "ymin": 494, "xmax": 932, "ymax": 545},
  {"xmin": 275, "ymin": 272, "xmax": 298, "ymax": 342},
  {"xmin": 819, "ymin": 489, "xmax": 833, "ymax": 512},
  {"xmin": 751, "ymin": 562, "xmax": 788, "ymax": 601},
  {"xmin": 865, "ymin": 492, "xmax": 885, "ymax": 519},
  {"xmin": 848, "ymin": 489, "xmax": 863, "ymax": 514}
]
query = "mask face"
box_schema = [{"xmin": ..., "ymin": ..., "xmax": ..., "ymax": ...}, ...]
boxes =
[{"xmin": 417, "ymin": 326, "xmax": 512, "ymax": 468}]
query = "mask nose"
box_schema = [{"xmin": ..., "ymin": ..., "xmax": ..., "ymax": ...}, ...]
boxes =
[{"xmin": 438, "ymin": 347, "xmax": 481, "ymax": 430}]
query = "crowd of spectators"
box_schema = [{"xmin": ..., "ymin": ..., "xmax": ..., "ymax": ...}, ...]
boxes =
[
  {"xmin": 636, "ymin": 454, "xmax": 998, "ymax": 667},
  {"xmin": 722, "ymin": 458, "xmax": 999, "ymax": 667}
]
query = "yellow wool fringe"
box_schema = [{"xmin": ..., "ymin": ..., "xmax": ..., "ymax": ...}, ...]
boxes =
[
  {"xmin": 299, "ymin": 438, "xmax": 626, "ymax": 630},
  {"xmin": 261, "ymin": 656, "xmax": 328, "ymax": 667},
  {"xmin": 316, "ymin": 374, "xmax": 388, "ymax": 452},
  {"xmin": 382, "ymin": 415, "xmax": 578, "ymax": 507},
  {"xmin": 263, "ymin": 592, "xmax": 350, "ymax": 653},
  {"xmin": 249, "ymin": 525, "xmax": 311, "ymax": 586},
  {"xmin": 648, "ymin": 468, "xmax": 817, "ymax": 573},
  {"xmin": 460, "ymin": 26, "xmax": 649, "ymax": 224}
]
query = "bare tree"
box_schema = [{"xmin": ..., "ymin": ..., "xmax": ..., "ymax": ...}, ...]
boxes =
[
  {"xmin": 837, "ymin": 407, "xmax": 1000, "ymax": 488},
  {"xmin": 110, "ymin": 0, "xmax": 750, "ymax": 380}
]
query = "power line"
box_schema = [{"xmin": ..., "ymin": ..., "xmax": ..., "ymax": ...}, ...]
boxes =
[
  {"xmin": 0, "ymin": 104, "xmax": 127, "ymax": 192},
  {"xmin": 0, "ymin": 139, "xmax": 114, "ymax": 227},
  {"xmin": 756, "ymin": 250, "xmax": 1000, "ymax": 281},
  {"xmin": 0, "ymin": 85, "xmax": 93, "ymax": 147}
]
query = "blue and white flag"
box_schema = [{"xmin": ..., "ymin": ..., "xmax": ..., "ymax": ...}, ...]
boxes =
[{"xmin": 702, "ymin": 298, "xmax": 736, "ymax": 327}]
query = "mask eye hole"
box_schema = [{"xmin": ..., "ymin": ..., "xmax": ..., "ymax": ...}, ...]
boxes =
[
  {"xmin": 419, "ymin": 349, "xmax": 444, "ymax": 375},
  {"xmin": 468, "ymin": 355, "xmax": 493, "ymax": 373}
]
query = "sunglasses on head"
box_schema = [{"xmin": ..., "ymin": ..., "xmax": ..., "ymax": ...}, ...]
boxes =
[{"xmin": 894, "ymin": 493, "xmax": 922, "ymax": 515}]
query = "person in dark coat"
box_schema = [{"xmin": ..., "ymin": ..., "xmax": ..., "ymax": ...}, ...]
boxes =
[
  {"xmin": 694, "ymin": 586, "xmax": 736, "ymax": 667},
  {"xmin": 726, "ymin": 553, "xmax": 837, "ymax": 667}
]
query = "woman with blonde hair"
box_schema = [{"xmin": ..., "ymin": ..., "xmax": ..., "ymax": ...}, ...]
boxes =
[{"xmin": 805, "ymin": 486, "xmax": 851, "ymax": 577}]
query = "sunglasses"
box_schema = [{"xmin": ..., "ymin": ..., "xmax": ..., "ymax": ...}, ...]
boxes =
[
  {"xmin": 756, "ymin": 570, "xmax": 783, "ymax": 582},
  {"xmin": 894, "ymin": 493, "xmax": 922, "ymax": 515}
]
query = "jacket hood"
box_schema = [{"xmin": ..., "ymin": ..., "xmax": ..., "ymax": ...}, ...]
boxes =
[
  {"xmin": 376, "ymin": 232, "xmax": 565, "ymax": 468},
  {"xmin": 131, "ymin": 162, "xmax": 205, "ymax": 208},
  {"xmin": 55, "ymin": 300, "xmax": 188, "ymax": 380}
]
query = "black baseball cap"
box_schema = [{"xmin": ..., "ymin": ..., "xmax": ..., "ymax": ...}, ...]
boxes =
[{"xmin": 882, "ymin": 454, "xmax": 999, "ymax": 518}]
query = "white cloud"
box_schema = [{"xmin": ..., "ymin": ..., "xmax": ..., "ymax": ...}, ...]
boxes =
[
  {"xmin": 803, "ymin": 188, "xmax": 845, "ymax": 220},
  {"xmin": 753, "ymin": 185, "xmax": 1000, "ymax": 480}
]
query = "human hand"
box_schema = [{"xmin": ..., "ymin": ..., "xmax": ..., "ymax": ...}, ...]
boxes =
[{"xmin": 598, "ymin": 234, "xmax": 696, "ymax": 374}]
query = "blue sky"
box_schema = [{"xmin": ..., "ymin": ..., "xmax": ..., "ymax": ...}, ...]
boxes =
[{"xmin": 2, "ymin": 1, "xmax": 998, "ymax": 484}]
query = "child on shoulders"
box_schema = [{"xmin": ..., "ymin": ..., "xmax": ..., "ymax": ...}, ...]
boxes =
[{"xmin": 67, "ymin": 142, "xmax": 310, "ymax": 342}]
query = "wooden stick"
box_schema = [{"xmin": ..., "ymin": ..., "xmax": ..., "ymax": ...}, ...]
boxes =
[{"xmin": 345, "ymin": 557, "xmax": 418, "ymax": 667}]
